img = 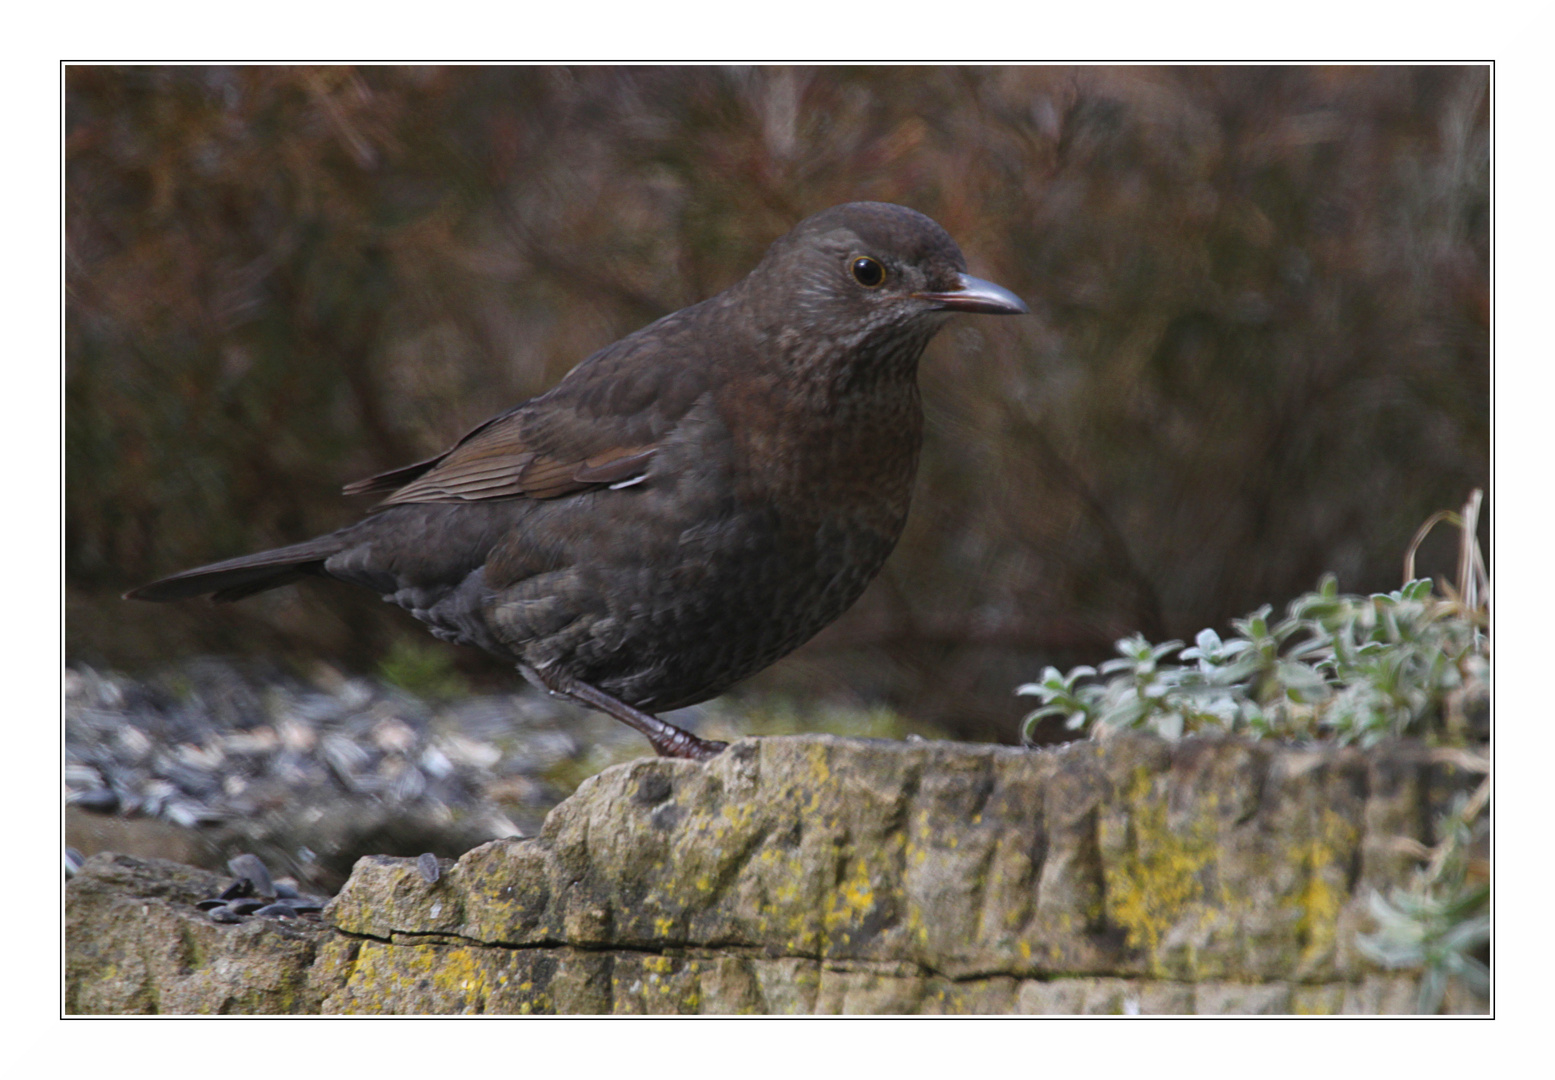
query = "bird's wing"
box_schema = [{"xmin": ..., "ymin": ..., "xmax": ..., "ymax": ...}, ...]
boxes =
[
  {"xmin": 344, "ymin": 315, "xmax": 709, "ymax": 507},
  {"xmin": 346, "ymin": 413, "xmax": 657, "ymax": 506}
]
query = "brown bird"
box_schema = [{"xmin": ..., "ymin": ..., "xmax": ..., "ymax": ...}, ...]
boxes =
[{"xmin": 127, "ymin": 202, "xmax": 1028, "ymax": 760}]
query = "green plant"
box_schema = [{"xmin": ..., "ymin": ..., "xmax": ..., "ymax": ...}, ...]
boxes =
[
  {"xmin": 1019, "ymin": 490, "xmax": 1490, "ymax": 1011},
  {"xmin": 1356, "ymin": 779, "xmax": 1489, "ymax": 1012},
  {"xmin": 1018, "ymin": 573, "xmax": 1485, "ymax": 747}
]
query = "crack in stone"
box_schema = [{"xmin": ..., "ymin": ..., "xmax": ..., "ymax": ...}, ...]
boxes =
[{"xmin": 332, "ymin": 923, "xmax": 1037, "ymax": 987}]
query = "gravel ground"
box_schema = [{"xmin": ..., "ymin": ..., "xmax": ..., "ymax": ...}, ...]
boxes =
[{"xmin": 65, "ymin": 657, "xmax": 938, "ymax": 893}]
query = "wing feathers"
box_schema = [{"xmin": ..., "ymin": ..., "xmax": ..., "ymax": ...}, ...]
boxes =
[
  {"xmin": 353, "ymin": 420, "xmax": 658, "ymax": 508},
  {"xmin": 574, "ymin": 448, "xmax": 657, "ymax": 484},
  {"xmin": 341, "ymin": 455, "xmax": 444, "ymax": 497},
  {"xmin": 342, "ymin": 337, "xmax": 687, "ymax": 509}
]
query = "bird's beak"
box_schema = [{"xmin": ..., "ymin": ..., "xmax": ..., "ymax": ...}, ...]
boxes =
[{"xmin": 915, "ymin": 273, "xmax": 1029, "ymax": 315}]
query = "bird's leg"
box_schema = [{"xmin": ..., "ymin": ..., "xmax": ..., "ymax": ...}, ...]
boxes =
[{"xmin": 539, "ymin": 671, "xmax": 728, "ymax": 761}]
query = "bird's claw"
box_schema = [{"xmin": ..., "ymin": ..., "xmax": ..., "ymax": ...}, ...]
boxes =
[{"xmin": 654, "ymin": 733, "xmax": 729, "ymax": 761}]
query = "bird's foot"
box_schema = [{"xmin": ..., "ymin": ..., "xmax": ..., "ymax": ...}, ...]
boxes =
[
  {"xmin": 541, "ymin": 671, "xmax": 728, "ymax": 761},
  {"xmin": 651, "ymin": 730, "xmax": 728, "ymax": 761}
]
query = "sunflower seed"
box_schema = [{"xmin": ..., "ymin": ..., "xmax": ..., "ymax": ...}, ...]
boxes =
[
  {"xmin": 227, "ymin": 853, "xmax": 275, "ymax": 898},
  {"xmin": 417, "ymin": 852, "xmax": 441, "ymax": 884},
  {"xmin": 217, "ymin": 879, "xmax": 252, "ymax": 901}
]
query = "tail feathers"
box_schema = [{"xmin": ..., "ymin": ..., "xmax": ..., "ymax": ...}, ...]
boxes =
[{"xmin": 124, "ymin": 535, "xmax": 349, "ymax": 603}]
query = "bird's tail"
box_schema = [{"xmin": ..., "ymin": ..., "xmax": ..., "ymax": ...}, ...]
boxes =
[{"xmin": 124, "ymin": 535, "xmax": 350, "ymax": 604}]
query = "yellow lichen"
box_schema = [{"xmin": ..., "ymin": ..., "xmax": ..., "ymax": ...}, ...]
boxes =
[
  {"xmin": 1102, "ymin": 768, "xmax": 1217, "ymax": 975},
  {"xmin": 820, "ymin": 857, "xmax": 877, "ymax": 950},
  {"xmin": 1285, "ymin": 809, "xmax": 1358, "ymax": 967}
]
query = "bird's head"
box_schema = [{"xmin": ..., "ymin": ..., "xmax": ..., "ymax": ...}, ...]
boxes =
[{"xmin": 743, "ymin": 202, "xmax": 1028, "ymax": 348}]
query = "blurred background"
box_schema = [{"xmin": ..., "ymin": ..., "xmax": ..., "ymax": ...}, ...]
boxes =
[{"xmin": 66, "ymin": 65, "xmax": 1489, "ymax": 746}]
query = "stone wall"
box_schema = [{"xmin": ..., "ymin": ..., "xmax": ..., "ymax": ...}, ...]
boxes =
[{"xmin": 66, "ymin": 733, "xmax": 1488, "ymax": 1013}]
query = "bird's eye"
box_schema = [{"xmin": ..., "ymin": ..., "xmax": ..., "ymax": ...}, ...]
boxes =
[{"xmin": 851, "ymin": 256, "xmax": 886, "ymax": 288}]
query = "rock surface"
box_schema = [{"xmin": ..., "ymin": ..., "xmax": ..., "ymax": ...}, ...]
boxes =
[
  {"xmin": 65, "ymin": 853, "xmax": 329, "ymax": 1013},
  {"xmin": 66, "ymin": 733, "xmax": 1489, "ymax": 1014}
]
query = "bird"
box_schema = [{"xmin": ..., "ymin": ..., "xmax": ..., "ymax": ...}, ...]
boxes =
[{"xmin": 126, "ymin": 202, "xmax": 1028, "ymax": 761}]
